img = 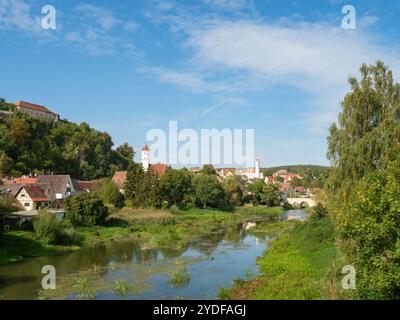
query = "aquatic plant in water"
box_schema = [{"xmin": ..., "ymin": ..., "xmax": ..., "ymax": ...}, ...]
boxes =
[
  {"xmin": 169, "ymin": 260, "xmax": 191, "ymax": 288},
  {"xmin": 113, "ymin": 279, "xmax": 132, "ymax": 296},
  {"xmin": 74, "ymin": 278, "xmax": 98, "ymax": 300}
]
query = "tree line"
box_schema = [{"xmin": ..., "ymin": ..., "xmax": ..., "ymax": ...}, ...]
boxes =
[{"xmin": 124, "ymin": 163, "xmax": 283, "ymax": 210}]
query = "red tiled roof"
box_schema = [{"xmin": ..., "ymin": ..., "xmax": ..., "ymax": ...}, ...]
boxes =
[
  {"xmin": 13, "ymin": 178, "xmax": 38, "ymax": 184},
  {"xmin": 37, "ymin": 175, "xmax": 71, "ymax": 194},
  {"xmin": 279, "ymin": 182, "xmax": 293, "ymax": 192},
  {"xmin": 150, "ymin": 163, "xmax": 169, "ymax": 177},
  {"xmin": 76, "ymin": 180, "xmax": 100, "ymax": 192},
  {"xmin": 15, "ymin": 101, "xmax": 55, "ymax": 115},
  {"xmin": 112, "ymin": 171, "xmax": 127, "ymax": 189},
  {"xmin": 217, "ymin": 168, "xmax": 235, "ymax": 176},
  {"xmin": 20, "ymin": 186, "xmax": 49, "ymax": 202}
]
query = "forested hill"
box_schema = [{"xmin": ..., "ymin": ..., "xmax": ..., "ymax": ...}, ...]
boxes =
[
  {"xmin": 0, "ymin": 105, "xmax": 135, "ymax": 180},
  {"xmin": 264, "ymin": 165, "xmax": 331, "ymax": 176}
]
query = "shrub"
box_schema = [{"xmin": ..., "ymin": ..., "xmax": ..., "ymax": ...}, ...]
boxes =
[
  {"xmin": 33, "ymin": 210, "xmax": 65, "ymax": 244},
  {"xmin": 65, "ymin": 193, "xmax": 108, "ymax": 227},
  {"xmin": 96, "ymin": 180, "xmax": 125, "ymax": 209}
]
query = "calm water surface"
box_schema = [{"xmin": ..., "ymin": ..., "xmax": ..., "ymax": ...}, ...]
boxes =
[{"xmin": 0, "ymin": 209, "xmax": 307, "ymax": 300}]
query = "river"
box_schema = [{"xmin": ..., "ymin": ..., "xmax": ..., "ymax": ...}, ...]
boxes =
[{"xmin": 0, "ymin": 209, "xmax": 307, "ymax": 300}]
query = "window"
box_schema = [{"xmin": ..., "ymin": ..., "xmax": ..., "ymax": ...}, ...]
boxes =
[
  {"xmin": 20, "ymin": 193, "xmax": 25, "ymax": 197},
  {"xmin": 24, "ymin": 203, "xmax": 30, "ymax": 207}
]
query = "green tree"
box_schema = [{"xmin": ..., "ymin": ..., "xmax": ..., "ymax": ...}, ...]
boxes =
[
  {"xmin": 133, "ymin": 170, "xmax": 161, "ymax": 208},
  {"xmin": 192, "ymin": 174, "xmax": 224, "ymax": 208},
  {"xmin": 247, "ymin": 180, "xmax": 265, "ymax": 205},
  {"xmin": 65, "ymin": 193, "xmax": 108, "ymax": 226},
  {"xmin": 159, "ymin": 168, "xmax": 192, "ymax": 207},
  {"xmin": 327, "ymin": 61, "xmax": 400, "ymax": 299},
  {"xmin": 200, "ymin": 164, "xmax": 216, "ymax": 175},
  {"xmin": 124, "ymin": 163, "xmax": 145, "ymax": 202},
  {"xmin": 260, "ymin": 183, "xmax": 281, "ymax": 207},
  {"xmin": 344, "ymin": 163, "xmax": 400, "ymax": 299},
  {"xmin": 96, "ymin": 180, "xmax": 125, "ymax": 209},
  {"xmin": 223, "ymin": 175, "xmax": 244, "ymax": 206}
]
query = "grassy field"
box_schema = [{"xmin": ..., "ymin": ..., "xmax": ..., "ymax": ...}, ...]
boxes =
[
  {"xmin": 222, "ymin": 214, "xmax": 345, "ymax": 300},
  {"xmin": 0, "ymin": 206, "xmax": 285, "ymax": 265}
]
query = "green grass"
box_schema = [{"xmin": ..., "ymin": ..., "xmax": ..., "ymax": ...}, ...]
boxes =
[
  {"xmin": 0, "ymin": 231, "xmax": 79, "ymax": 265},
  {"xmin": 228, "ymin": 215, "xmax": 343, "ymax": 300},
  {"xmin": 0, "ymin": 206, "xmax": 285, "ymax": 265}
]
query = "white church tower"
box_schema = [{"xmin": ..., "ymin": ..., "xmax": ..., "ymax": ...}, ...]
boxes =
[
  {"xmin": 141, "ymin": 144, "xmax": 150, "ymax": 171},
  {"xmin": 255, "ymin": 159, "xmax": 261, "ymax": 179}
]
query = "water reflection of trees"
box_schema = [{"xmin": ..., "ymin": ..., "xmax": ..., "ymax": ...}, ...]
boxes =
[{"xmin": 224, "ymin": 223, "xmax": 247, "ymax": 244}]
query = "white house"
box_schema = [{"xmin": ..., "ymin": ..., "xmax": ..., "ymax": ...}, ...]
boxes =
[{"xmin": 15, "ymin": 186, "xmax": 50, "ymax": 211}]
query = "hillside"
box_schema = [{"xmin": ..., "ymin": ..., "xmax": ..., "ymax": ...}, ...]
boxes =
[
  {"xmin": 265, "ymin": 165, "xmax": 330, "ymax": 175},
  {"xmin": 0, "ymin": 101, "xmax": 134, "ymax": 180}
]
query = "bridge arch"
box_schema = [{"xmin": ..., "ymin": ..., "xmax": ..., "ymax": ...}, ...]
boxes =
[{"xmin": 286, "ymin": 198, "xmax": 316, "ymax": 208}]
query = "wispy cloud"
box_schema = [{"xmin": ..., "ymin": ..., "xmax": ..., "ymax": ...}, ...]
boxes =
[
  {"xmin": 0, "ymin": 0, "xmax": 43, "ymax": 33},
  {"xmin": 141, "ymin": 7, "xmax": 400, "ymax": 132},
  {"xmin": 63, "ymin": 4, "xmax": 139, "ymax": 57}
]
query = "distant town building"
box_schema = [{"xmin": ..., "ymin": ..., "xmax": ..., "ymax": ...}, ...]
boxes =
[
  {"xmin": 272, "ymin": 169, "xmax": 304, "ymax": 182},
  {"xmin": 237, "ymin": 159, "xmax": 263, "ymax": 180},
  {"xmin": 216, "ymin": 168, "xmax": 236, "ymax": 179},
  {"xmin": 15, "ymin": 100, "xmax": 59, "ymax": 122}
]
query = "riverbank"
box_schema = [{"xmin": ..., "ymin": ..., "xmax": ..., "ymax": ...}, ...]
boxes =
[
  {"xmin": 222, "ymin": 211, "xmax": 345, "ymax": 299},
  {"xmin": 0, "ymin": 206, "xmax": 286, "ymax": 265}
]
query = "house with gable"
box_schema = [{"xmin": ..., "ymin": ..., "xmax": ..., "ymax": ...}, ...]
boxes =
[
  {"xmin": 15, "ymin": 186, "xmax": 50, "ymax": 211},
  {"xmin": 37, "ymin": 175, "xmax": 75, "ymax": 207}
]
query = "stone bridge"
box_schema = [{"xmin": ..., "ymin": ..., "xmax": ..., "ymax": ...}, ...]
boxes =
[{"xmin": 286, "ymin": 198, "xmax": 317, "ymax": 208}]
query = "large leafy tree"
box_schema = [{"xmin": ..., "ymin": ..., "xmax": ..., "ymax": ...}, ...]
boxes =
[
  {"xmin": 247, "ymin": 180, "xmax": 281, "ymax": 206},
  {"xmin": 327, "ymin": 61, "xmax": 400, "ymax": 299},
  {"xmin": 192, "ymin": 173, "xmax": 225, "ymax": 208},
  {"xmin": 223, "ymin": 175, "xmax": 244, "ymax": 206},
  {"xmin": 327, "ymin": 61, "xmax": 400, "ymax": 195},
  {"xmin": 64, "ymin": 193, "xmax": 108, "ymax": 226},
  {"xmin": 159, "ymin": 168, "xmax": 192, "ymax": 207}
]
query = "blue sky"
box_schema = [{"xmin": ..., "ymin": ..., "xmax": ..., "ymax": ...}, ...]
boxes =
[{"xmin": 1, "ymin": 0, "xmax": 399, "ymax": 167}]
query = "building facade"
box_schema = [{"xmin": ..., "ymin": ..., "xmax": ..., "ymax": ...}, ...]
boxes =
[{"xmin": 15, "ymin": 101, "xmax": 59, "ymax": 122}]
